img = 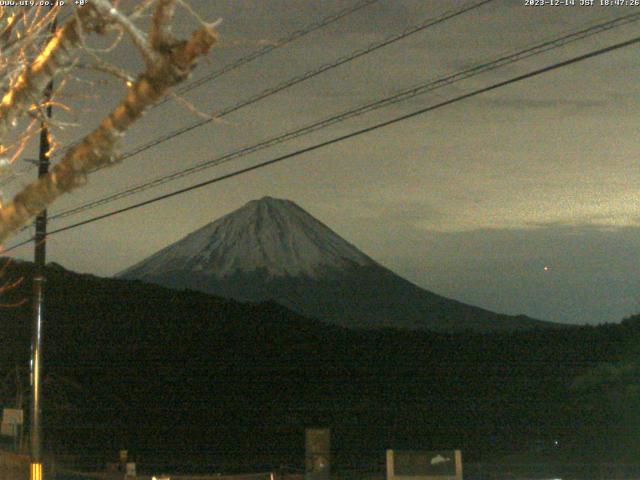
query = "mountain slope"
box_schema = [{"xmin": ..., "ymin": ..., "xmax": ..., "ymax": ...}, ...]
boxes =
[{"xmin": 119, "ymin": 197, "xmax": 555, "ymax": 332}]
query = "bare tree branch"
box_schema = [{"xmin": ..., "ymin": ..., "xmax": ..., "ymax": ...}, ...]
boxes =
[
  {"xmin": 150, "ymin": 0, "xmax": 177, "ymax": 52},
  {"xmin": 0, "ymin": 6, "xmax": 106, "ymax": 138},
  {"xmin": 89, "ymin": 0, "xmax": 160, "ymax": 67},
  {"xmin": 0, "ymin": 2, "xmax": 218, "ymax": 244}
]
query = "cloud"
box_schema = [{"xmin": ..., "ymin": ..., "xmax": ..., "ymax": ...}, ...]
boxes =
[{"xmin": 390, "ymin": 223, "xmax": 640, "ymax": 325}]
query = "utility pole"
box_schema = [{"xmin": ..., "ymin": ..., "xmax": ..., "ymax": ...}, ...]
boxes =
[{"xmin": 31, "ymin": 10, "xmax": 56, "ymax": 480}]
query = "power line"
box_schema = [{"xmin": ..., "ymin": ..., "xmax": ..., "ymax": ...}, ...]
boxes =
[
  {"xmin": 0, "ymin": 0, "xmax": 381, "ymax": 187},
  {"xmin": 83, "ymin": 0, "xmax": 493, "ymax": 173},
  {"xmin": 168, "ymin": 0, "xmax": 382, "ymax": 100},
  {"xmin": 4, "ymin": 34, "xmax": 638, "ymax": 254},
  {"xmin": 1, "ymin": 0, "xmax": 484, "ymax": 187},
  {"xmin": 45, "ymin": 11, "xmax": 640, "ymax": 223},
  {"xmin": 4, "ymin": 0, "xmax": 498, "ymax": 230},
  {"xmin": 1, "ymin": 0, "xmax": 494, "ymax": 226}
]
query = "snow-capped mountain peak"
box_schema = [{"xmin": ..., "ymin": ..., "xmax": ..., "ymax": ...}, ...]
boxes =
[
  {"xmin": 119, "ymin": 196, "xmax": 555, "ymax": 332},
  {"xmin": 119, "ymin": 196, "xmax": 376, "ymax": 279}
]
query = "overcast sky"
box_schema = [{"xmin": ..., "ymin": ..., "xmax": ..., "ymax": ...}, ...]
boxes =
[{"xmin": 3, "ymin": 0, "xmax": 639, "ymax": 325}]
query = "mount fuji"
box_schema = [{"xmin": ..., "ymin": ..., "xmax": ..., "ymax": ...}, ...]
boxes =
[{"xmin": 118, "ymin": 197, "xmax": 554, "ymax": 332}]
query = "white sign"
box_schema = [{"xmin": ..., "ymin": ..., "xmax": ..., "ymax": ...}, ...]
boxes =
[
  {"xmin": 387, "ymin": 450, "xmax": 463, "ymax": 480},
  {"xmin": 2, "ymin": 408, "xmax": 23, "ymax": 425}
]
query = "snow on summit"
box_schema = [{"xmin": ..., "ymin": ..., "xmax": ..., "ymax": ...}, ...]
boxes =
[
  {"xmin": 120, "ymin": 197, "xmax": 376, "ymax": 279},
  {"xmin": 119, "ymin": 196, "xmax": 556, "ymax": 332}
]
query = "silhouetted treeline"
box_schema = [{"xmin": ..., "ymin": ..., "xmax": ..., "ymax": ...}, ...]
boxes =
[{"xmin": 1, "ymin": 259, "xmax": 639, "ymax": 472}]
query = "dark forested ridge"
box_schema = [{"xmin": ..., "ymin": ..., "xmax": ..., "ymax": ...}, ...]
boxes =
[{"xmin": 0, "ymin": 259, "xmax": 638, "ymax": 472}]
